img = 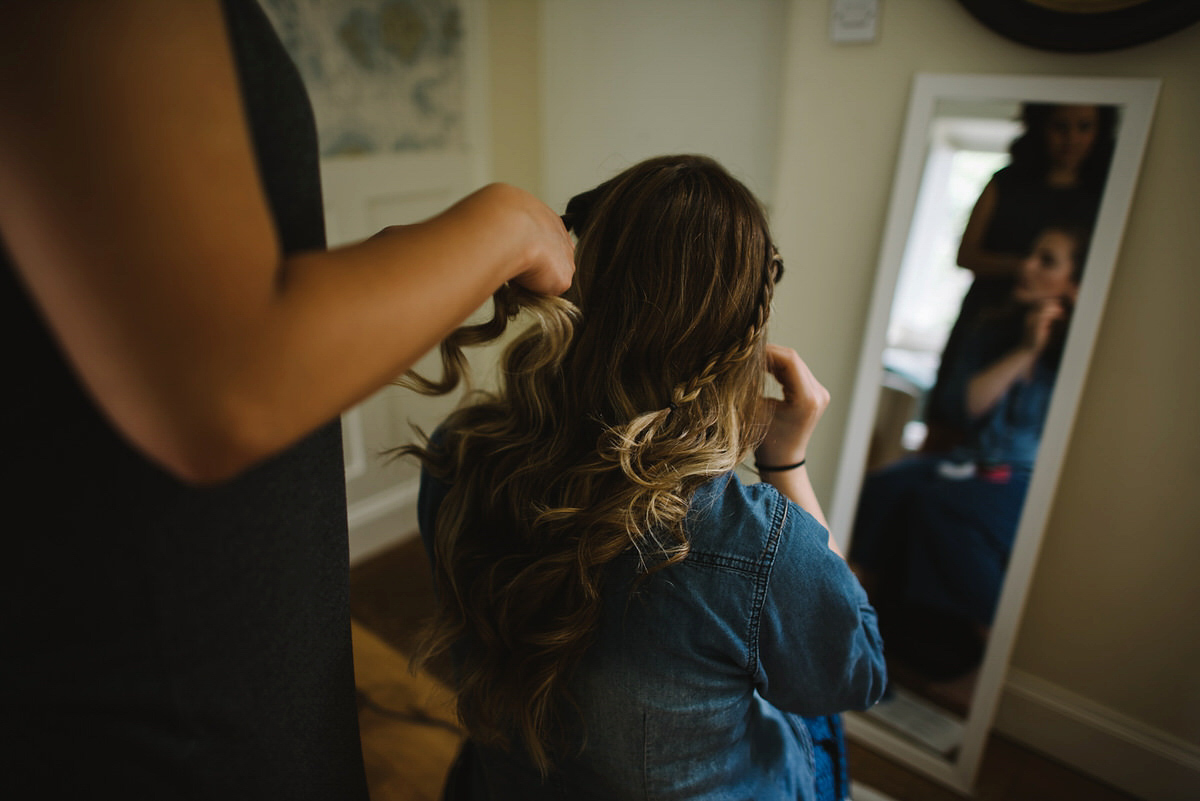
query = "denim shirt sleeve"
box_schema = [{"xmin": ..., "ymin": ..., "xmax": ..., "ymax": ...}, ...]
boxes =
[{"xmin": 752, "ymin": 487, "xmax": 887, "ymax": 716}]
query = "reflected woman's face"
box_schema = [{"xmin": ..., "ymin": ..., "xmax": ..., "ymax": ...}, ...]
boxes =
[
  {"xmin": 1044, "ymin": 105, "xmax": 1100, "ymax": 173},
  {"xmin": 1013, "ymin": 230, "xmax": 1080, "ymax": 305}
]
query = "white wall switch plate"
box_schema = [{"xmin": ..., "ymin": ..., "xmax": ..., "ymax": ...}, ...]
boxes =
[{"xmin": 831, "ymin": 0, "xmax": 879, "ymax": 44}]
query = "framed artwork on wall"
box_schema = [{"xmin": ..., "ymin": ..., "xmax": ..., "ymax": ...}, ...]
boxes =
[{"xmin": 956, "ymin": 0, "xmax": 1200, "ymax": 52}]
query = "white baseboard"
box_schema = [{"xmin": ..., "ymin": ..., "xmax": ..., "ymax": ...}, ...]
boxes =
[
  {"xmin": 997, "ymin": 668, "xmax": 1200, "ymax": 801},
  {"xmin": 850, "ymin": 782, "xmax": 898, "ymax": 801},
  {"xmin": 347, "ymin": 481, "xmax": 421, "ymax": 565}
]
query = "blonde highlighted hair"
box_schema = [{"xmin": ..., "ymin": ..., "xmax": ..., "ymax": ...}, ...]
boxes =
[{"xmin": 396, "ymin": 155, "xmax": 782, "ymax": 773}]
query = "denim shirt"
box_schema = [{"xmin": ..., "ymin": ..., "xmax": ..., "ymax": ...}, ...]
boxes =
[{"xmin": 418, "ymin": 468, "xmax": 887, "ymax": 800}]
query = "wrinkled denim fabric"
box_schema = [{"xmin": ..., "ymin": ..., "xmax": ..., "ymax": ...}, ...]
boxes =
[{"xmin": 419, "ymin": 469, "xmax": 886, "ymax": 801}]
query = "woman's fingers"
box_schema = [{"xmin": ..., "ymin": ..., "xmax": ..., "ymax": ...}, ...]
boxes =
[
  {"xmin": 1024, "ymin": 300, "xmax": 1065, "ymax": 351},
  {"xmin": 765, "ymin": 344, "xmax": 830, "ymax": 417},
  {"xmin": 758, "ymin": 345, "xmax": 830, "ymax": 465},
  {"xmin": 764, "ymin": 345, "xmax": 792, "ymax": 397}
]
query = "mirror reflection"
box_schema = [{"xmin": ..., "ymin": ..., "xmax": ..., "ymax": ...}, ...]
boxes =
[{"xmin": 844, "ymin": 98, "xmax": 1120, "ymax": 754}]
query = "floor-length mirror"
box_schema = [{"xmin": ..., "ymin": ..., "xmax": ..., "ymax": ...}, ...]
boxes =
[{"xmin": 827, "ymin": 74, "xmax": 1159, "ymax": 795}]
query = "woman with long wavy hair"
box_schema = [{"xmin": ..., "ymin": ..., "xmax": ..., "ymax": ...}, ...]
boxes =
[{"xmin": 398, "ymin": 155, "xmax": 886, "ymax": 800}]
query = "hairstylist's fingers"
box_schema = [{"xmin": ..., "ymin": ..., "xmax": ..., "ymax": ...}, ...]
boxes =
[{"xmin": 511, "ymin": 194, "xmax": 575, "ymax": 296}]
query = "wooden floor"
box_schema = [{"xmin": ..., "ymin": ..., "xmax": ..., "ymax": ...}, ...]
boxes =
[
  {"xmin": 351, "ymin": 620, "xmax": 462, "ymax": 801},
  {"xmin": 350, "ymin": 535, "xmax": 1141, "ymax": 801}
]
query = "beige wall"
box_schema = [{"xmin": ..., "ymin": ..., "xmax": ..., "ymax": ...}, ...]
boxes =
[
  {"xmin": 537, "ymin": 0, "xmax": 787, "ymax": 216},
  {"xmin": 487, "ymin": 0, "xmax": 542, "ymax": 193},
  {"xmin": 771, "ymin": 0, "xmax": 1200, "ymax": 747}
]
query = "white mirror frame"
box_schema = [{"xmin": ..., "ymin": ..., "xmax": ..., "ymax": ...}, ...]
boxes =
[{"xmin": 828, "ymin": 73, "xmax": 1160, "ymax": 794}]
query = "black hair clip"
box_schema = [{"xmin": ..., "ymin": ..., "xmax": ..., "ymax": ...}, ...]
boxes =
[
  {"xmin": 770, "ymin": 248, "xmax": 785, "ymax": 285},
  {"xmin": 561, "ymin": 176, "xmax": 620, "ymax": 235}
]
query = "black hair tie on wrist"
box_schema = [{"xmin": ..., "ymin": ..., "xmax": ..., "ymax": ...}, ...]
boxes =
[{"xmin": 755, "ymin": 459, "xmax": 806, "ymax": 472}]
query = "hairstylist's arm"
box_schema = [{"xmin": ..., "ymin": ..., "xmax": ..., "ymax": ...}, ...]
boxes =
[
  {"xmin": 756, "ymin": 345, "xmax": 839, "ymax": 555},
  {"xmin": 0, "ymin": 2, "xmax": 573, "ymax": 484},
  {"xmin": 956, "ymin": 178, "xmax": 1024, "ymax": 279}
]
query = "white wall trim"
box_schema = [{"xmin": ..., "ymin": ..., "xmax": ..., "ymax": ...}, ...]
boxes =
[
  {"xmin": 347, "ymin": 480, "xmax": 420, "ymax": 529},
  {"xmin": 850, "ymin": 782, "xmax": 899, "ymax": 801},
  {"xmin": 997, "ymin": 669, "xmax": 1200, "ymax": 801},
  {"xmin": 341, "ymin": 408, "xmax": 368, "ymax": 481},
  {"xmin": 347, "ymin": 480, "xmax": 421, "ymax": 565}
]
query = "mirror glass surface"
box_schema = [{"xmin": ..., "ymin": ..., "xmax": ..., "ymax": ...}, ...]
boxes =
[
  {"xmin": 856, "ymin": 94, "xmax": 1116, "ymax": 752},
  {"xmin": 828, "ymin": 74, "xmax": 1158, "ymax": 792}
]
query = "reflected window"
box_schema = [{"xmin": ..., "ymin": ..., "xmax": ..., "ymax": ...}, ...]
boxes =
[{"xmin": 885, "ymin": 110, "xmax": 1018, "ymax": 392}]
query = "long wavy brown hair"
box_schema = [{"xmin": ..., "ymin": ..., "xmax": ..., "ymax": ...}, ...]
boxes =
[{"xmin": 395, "ymin": 155, "xmax": 782, "ymax": 773}]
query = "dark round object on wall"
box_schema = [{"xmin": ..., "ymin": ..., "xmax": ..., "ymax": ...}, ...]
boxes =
[{"xmin": 956, "ymin": 0, "xmax": 1200, "ymax": 52}]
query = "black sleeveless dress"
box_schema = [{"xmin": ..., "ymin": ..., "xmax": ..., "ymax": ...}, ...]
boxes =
[{"xmin": 0, "ymin": 3, "xmax": 368, "ymax": 797}]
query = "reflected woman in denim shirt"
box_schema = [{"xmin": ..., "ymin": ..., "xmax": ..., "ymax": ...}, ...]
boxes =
[
  {"xmin": 396, "ymin": 155, "xmax": 886, "ymax": 800},
  {"xmin": 850, "ymin": 223, "xmax": 1089, "ymax": 688}
]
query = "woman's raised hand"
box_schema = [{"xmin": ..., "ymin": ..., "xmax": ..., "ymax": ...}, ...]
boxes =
[
  {"xmin": 1021, "ymin": 299, "xmax": 1066, "ymax": 354},
  {"xmin": 755, "ymin": 344, "xmax": 834, "ymax": 541},
  {"xmin": 756, "ymin": 344, "xmax": 831, "ymax": 469}
]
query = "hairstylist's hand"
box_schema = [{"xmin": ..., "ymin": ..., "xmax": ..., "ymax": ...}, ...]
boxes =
[
  {"xmin": 493, "ymin": 184, "xmax": 576, "ymax": 296},
  {"xmin": 756, "ymin": 345, "xmax": 830, "ymax": 469},
  {"xmin": 1020, "ymin": 299, "xmax": 1065, "ymax": 354},
  {"xmin": 371, "ymin": 183, "xmax": 574, "ymax": 296}
]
